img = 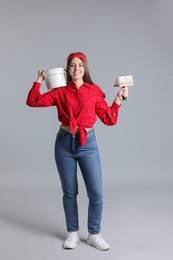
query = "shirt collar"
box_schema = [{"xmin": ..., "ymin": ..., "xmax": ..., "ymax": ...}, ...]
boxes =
[
  {"xmin": 68, "ymin": 81, "xmax": 91, "ymax": 90},
  {"xmin": 83, "ymin": 82, "xmax": 91, "ymax": 88}
]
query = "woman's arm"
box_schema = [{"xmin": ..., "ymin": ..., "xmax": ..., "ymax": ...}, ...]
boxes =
[
  {"xmin": 95, "ymin": 87, "xmax": 128, "ymax": 125},
  {"xmin": 26, "ymin": 69, "xmax": 57, "ymax": 107}
]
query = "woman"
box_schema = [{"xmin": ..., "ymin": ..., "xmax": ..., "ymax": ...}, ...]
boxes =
[{"xmin": 26, "ymin": 52, "xmax": 128, "ymax": 251}]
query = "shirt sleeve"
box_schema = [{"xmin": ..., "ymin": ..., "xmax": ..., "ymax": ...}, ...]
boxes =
[
  {"xmin": 26, "ymin": 82, "xmax": 57, "ymax": 107},
  {"xmin": 95, "ymin": 88, "xmax": 121, "ymax": 125}
]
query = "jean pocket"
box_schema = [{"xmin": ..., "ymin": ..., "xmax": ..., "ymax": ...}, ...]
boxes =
[
  {"xmin": 56, "ymin": 130, "xmax": 65, "ymax": 142},
  {"xmin": 56, "ymin": 129, "xmax": 72, "ymax": 147},
  {"xmin": 86, "ymin": 133, "xmax": 97, "ymax": 146}
]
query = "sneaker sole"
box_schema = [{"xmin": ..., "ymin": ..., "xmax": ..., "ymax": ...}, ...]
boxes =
[
  {"xmin": 87, "ymin": 239, "xmax": 110, "ymax": 251},
  {"xmin": 63, "ymin": 240, "xmax": 81, "ymax": 249}
]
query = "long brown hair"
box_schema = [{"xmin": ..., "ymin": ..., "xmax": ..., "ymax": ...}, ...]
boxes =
[{"xmin": 66, "ymin": 52, "xmax": 94, "ymax": 84}]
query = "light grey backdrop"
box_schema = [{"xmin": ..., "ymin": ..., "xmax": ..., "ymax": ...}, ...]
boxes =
[
  {"xmin": 0, "ymin": 0, "xmax": 173, "ymax": 259},
  {"xmin": 0, "ymin": 0, "xmax": 172, "ymax": 186}
]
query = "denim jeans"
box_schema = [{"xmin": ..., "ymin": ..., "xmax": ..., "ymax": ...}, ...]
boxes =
[{"xmin": 54, "ymin": 127, "xmax": 103, "ymax": 234}]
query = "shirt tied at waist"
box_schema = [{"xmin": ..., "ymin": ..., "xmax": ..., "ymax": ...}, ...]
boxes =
[{"xmin": 69, "ymin": 119, "xmax": 88, "ymax": 146}]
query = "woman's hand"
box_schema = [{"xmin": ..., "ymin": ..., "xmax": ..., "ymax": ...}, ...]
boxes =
[
  {"xmin": 36, "ymin": 68, "xmax": 45, "ymax": 83},
  {"xmin": 114, "ymin": 87, "xmax": 128, "ymax": 105}
]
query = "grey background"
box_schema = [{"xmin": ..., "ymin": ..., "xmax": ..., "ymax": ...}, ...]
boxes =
[{"xmin": 0, "ymin": 0, "xmax": 173, "ymax": 259}]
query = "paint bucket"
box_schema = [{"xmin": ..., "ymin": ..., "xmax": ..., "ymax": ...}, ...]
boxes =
[{"xmin": 45, "ymin": 68, "xmax": 66, "ymax": 90}]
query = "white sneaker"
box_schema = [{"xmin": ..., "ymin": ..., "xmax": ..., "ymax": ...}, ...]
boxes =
[
  {"xmin": 63, "ymin": 232, "xmax": 80, "ymax": 249},
  {"xmin": 87, "ymin": 234, "xmax": 110, "ymax": 251}
]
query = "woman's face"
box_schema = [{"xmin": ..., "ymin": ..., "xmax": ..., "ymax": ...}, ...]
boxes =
[{"xmin": 68, "ymin": 57, "xmax": 85, "ymax": 82}]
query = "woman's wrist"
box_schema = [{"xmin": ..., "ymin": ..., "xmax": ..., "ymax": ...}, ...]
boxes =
[
  {"xmin": 114, "ymin": 96, "xmax": 122, "ymax": 105},
  {"xmin": 36, "ymin": 77, "xmax": 43, "ymax": 83}
]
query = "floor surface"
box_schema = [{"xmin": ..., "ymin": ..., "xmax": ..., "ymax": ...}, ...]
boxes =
[{"xmin": 0, "ymin": 180, "xmax": 172, "ymax": 260}]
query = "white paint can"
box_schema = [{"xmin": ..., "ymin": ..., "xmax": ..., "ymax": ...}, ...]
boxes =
[{"xmin": 45, "ymin": 68, "xmax": 66, "ymax": 90}]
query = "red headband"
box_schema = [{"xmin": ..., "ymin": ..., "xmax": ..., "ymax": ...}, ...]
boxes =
[{"xmin": 67, "ymin": 53, "xmax": 87, "ymax": 63}]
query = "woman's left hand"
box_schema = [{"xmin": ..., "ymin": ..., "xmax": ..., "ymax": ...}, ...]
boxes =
[{"xmin": 114, "ymin": 87, "xmax": 128, "ymax": 104}]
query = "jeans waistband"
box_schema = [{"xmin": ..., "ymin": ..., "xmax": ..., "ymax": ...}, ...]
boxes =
[{"xmin": 59, "ymin": 126, "xmax": 94, "ymax": 136}]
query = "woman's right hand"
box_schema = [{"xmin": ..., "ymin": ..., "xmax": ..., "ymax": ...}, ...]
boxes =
[{"xmin": 36, "ymin": 68, "xmax": 45, "ymax": 83}]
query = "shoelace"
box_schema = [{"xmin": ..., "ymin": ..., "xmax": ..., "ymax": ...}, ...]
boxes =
[
  {"xmin": 67, "ymin": 232, "xmax": 77, "ymax": 241},
  {"xmin": 93, "ymin": 234, "xmax": 103, "ymax": 241}
]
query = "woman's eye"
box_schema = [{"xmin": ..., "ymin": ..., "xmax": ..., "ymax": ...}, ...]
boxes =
[{"xmin": 69, "ymin": 64, "xmax": 83, "ymax": 68}]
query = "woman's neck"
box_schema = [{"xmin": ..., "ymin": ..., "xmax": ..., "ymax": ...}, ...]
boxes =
[{"xmin": 72, "ymin": 79, "xmax": 84, "ymax": 89}]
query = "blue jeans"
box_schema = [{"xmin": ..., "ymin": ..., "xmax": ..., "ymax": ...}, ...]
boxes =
[{"xmin": 54, "ymin": 127, "xmax": 103, "ymax": 234}]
